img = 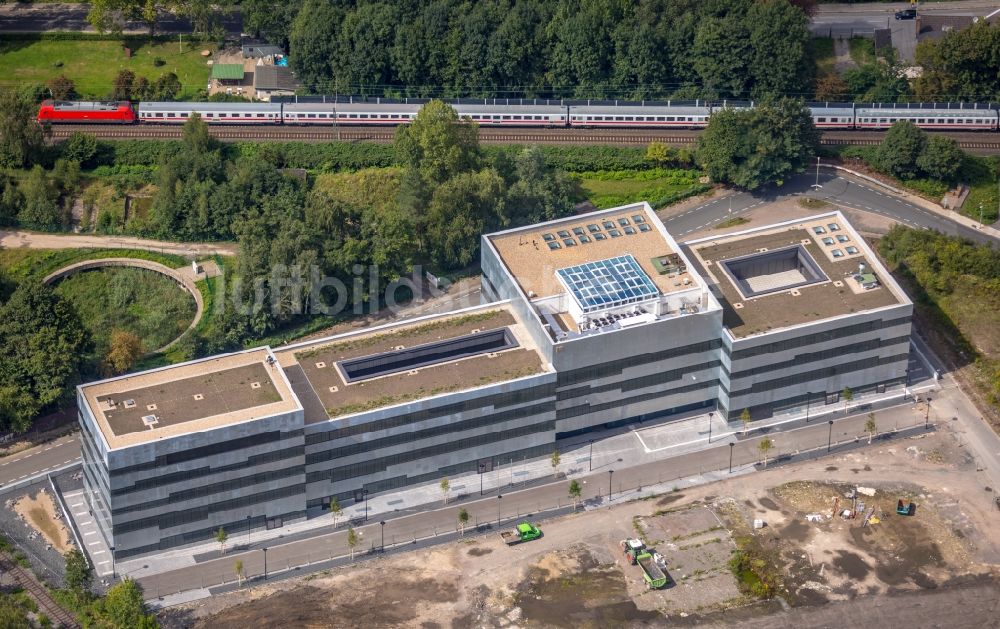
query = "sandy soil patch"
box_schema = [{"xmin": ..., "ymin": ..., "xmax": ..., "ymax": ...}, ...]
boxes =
[{"xmin": 13, "ymin": 488, "xmax": 72, "ymax": 553}]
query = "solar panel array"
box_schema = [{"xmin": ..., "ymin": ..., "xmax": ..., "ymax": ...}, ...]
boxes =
[{"xmin": 557, "ymin": 255, "xmax": 660, "ymax": 313}]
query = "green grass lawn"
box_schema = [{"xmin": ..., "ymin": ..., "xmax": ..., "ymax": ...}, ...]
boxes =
[
  {"xmin": 576, "ymin": 168, "xmax": 708, "ymax": 209},
  {"xmin": 810, "ymin": 37, "xmax": 836, "ymax": 75},
  {"xmin": 963, "ymin": 156, "xmax": 999, "ymax": 225},
  {"xmin": 0, "ymin": 248, "xmax": 188, "ymax": 282},
  {"xmin": 848, "ymin": 37, "xmax": 875, "ymax": 65},
  {"xmin": 53, "ymin": 267, "xmax": 197, "ymax": 358},
  {"xmin": 0, "ymin": 38, "xmax": 215, "ymax": 99}
]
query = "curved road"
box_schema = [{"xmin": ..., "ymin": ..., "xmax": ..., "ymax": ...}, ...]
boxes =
[{"xmin": 663, "ymin": 169, "xmax": 1000, "ymax": 246}]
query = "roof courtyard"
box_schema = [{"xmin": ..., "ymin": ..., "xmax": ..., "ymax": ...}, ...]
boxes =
[
  {"xmin": 274, "ymin": 304, "xmax": 549, "ymax": 421},
  {"xmin": 80, "ymin": 348, "xmax": 300, "ymax": 450},
  {"xmin": 683, "ymin": 212, "xmax": 907, "ymax": 338}
]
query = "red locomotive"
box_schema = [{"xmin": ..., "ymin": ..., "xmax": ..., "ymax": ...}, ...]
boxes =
[{"xmin": 36, "ymin": 100, "xmax": 136, "ymax": 124}]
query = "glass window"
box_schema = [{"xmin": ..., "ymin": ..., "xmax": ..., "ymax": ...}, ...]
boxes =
[
  {"xmin": 624, "ymin": 226, "xmax": 636, "ymax": 235},
  {"xmin": 638, "ymin": 223, "xmax": 652, "ymax": 232},
  {"xmin": 618, "ymin": 217, "xmax": 630, "ymax": 226},
  {"xmin": 573, "ymin": 227, "xmax": 585, "ymax": 236},
  {"xmin": 563, "ymin": 238, "xmax": 577, "ymax": 247},
  {"xmin": 846, "ymin": 246, "xmax": 859, "ymax": 254},
  {"xmin": 602, "ymin": 220, "xmax": 616, "ymax": 229},
  {"xmin": 813, "ymin": 226, "xmax": 826, "ymax": 234},
  {"xmin": 837, "ymin": 234, "xmax": 849, "ymax": 242},
  {"xmin": 832, "ymin": 249, "xmax": 844, "ymax": 258},
  {"xmin": 817, "ymin": 117, "xmax": 827, "ymax": 123},
  {"xmin": 822, "ymin": 237, "xmax": 835, "ymax": 245},
  {"xmin": 594, "ymin": 233, "xmax": 607, "ymax": 241},
  {"xmin": 632, "ymin": 214, "xmax": 646, "ymax": 223},
  {"xmin": 547, "ymin": 241, "xmax": 560, "ymax": 250},
  {"xmin": 579, "ymin": 235, "xmax": 591, "ymax": 243},
  {"xmin": 557, "ymin": 230, "xmax": 570, "ymax": 238},
  {"xmin": 828, "ymin": 223, "xmax": 840, "ymax": 231},
  {"xmin": 587, "ymin": 224, "xmax": 601, "ymax": 233},
  {"xmin": 542, "ymin": 233, "xmax": 555, "ymax": 242},
  {"xmin": 609, "ymin": 229, "xmax": 622, "ymax": 238}
]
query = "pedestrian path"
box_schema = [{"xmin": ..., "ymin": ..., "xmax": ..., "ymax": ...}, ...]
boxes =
[{"xmin": 107, "ymin": 371, "xmax": 937, "ymax": 582}]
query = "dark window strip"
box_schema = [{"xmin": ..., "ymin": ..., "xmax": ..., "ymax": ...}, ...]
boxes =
[
  {"xmin": 109, "ymin": 429, "xmax": 304, "ymax": 475},
  {"xmin": 729, "ymin": 336, "xmax": 910, "ymax": 381},
  {"xmin": 730, "ymin": 316, "xmax": 911, "ymax": 360},
  {"xmin": 306, "ymin": 402, "xmax": 554, "ymax": 465},
  {"xmin": 555, "ymin": 378, "xmax": 720, "ymax": 420},
  {"xmin": 729, "ymin": 353, "xmax": 910, "ymax": 397}
]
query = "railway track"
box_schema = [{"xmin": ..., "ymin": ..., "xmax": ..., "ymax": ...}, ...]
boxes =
[
  {"xmin": 0, "ymin": 554, "xmax": 79, "ymax": 628},
  {"xmin": 46, "ymin": 125, "xmax": 1000, "ymax": 153}
]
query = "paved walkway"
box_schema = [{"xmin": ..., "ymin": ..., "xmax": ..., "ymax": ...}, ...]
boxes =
[
  {"xmin": 0, "ymin": 229, "xmax": 237, "ymax": 257},
  {"xmin": 100, "ymin": 356, "xmax": 938, "ymax": 582}
]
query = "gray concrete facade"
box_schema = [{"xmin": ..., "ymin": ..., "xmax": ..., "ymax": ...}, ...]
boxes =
[{"xmin": 78, "ymin": 205, "xmax": 913, "ymax": 560}]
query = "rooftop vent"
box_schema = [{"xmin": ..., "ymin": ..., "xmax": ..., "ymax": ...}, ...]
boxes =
[
  {"xmin": 141, "ymin": 414, "xmax": 159, "ymax": 429},
  {"xmin": 315, "ymin": 362, "xmax": 326, "ymax": 369},
  {"xmin": 123, "ymin": 399, "xmax": 136, "ymax": 409},
  {"xmin": 193, "ymin": 394, "xmax": 204, "ymax": 401},
  {"xmin": 328, "ymin": 385, "xmax": 339, "ymax": 393},
  {"xmin": 250, "ymin": 381, "xmax": 262, "ymax": 389},
  {"xmin": 146, "ymin": 404, "xmax": 157, "ymax": 411}
]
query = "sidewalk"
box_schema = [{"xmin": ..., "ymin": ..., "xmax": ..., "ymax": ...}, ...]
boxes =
[
  {"xmin": 831, "ymin": 166, "xmax": 1000, "ymax": 239},
  {"xmin": 107, "ymin": 372, "xmax": 938, "ymax": 581}
]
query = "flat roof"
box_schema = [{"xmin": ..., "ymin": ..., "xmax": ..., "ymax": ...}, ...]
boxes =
[
  {"xmin": 211, "ymin": 64, "xmax": 245, "ymax": 80},
  {"xmin": 81, "ymin": 348, "xmax": 301, "ymax": 450},
  {"xmin": 684, "ymin": 212, "xmax": 907, "ymax": 338},
  {"xmin": 275, "ymin": 304, "xmax": 548, "ymax": 421},
  {"xmin": 487, "ymin": 204, "xmax": 698, "ymax": 302}
]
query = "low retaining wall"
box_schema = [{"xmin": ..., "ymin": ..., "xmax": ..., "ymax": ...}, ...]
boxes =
[{"xmin": 42, "ymin": 258, "xmax": 204, "ymax": 353}]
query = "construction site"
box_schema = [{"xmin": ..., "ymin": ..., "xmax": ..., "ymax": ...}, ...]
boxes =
[{"xmin": 157, "ymin": 414, "xmax": 1000, "ymax": 628}]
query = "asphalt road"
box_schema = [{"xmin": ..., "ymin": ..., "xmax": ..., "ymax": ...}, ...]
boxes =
[
  {"xmin": 0, "ymin": 3, "xmax": 242, "ymax": 34},
  {"xmin": 663, "ymin": 169, "xmax": 999, "ymax": 246},
  {"xmin": 0, "ymin": 435, "xmax": 80, "ymax": 491},
  {"xmin": 135, "ymin": 407, "xmax": 935, "ymax": 598}
]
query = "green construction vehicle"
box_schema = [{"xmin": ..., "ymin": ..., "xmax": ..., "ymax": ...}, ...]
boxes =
[
  {"xmin": 500, "ymin": 521, "xmax": 542, "ymax": 545},
  {"xmin": 636, "ymin": 550, "xmax": 668, "ymax": 589}
]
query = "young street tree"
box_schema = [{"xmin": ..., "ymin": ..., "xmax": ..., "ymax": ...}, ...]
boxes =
[
  {"xmin": 215, "ymin": 527, "xmax": 228, "ymax": 555},
  {"xmin": 440, "ymin": 477, "xmax": 450, "ymax": 505},
  {"xmin": 347, "ymin": 526, "xmax": 359, "ymax": 560},
  {"xmin": 329, "ymin": 497, "xmax": 342, "ymax": 527},
  {"xmin": 865, "ymin": 412, "xmax": 878, "ymax": 445},
  {"xmin": 697, "ymin": 98, "xmax": 820, "ymax": 190},
  {"xmin": 758, "ymin": 438, "xmax": 774, "ymax": 468},
  {"xmin": 550, "ymin": 449, "xmax": 561, "ymax": 477},
  {"xmin": 234, "ymin": 559, "xmax": 244, "ymax": 588},
  {"xmin": 458, "ymin": 508, "xmax": 469, "ymax": 536},
  {"xmin": 568, "ymin": 479, "xmax": 582, "ymax": 510},
  {"xmin": 741, "ymin": 408, "xmax": 751, "ymax": 435},
  {"xmin": 842, "ymin": 386, "xmax": 854, "ymax": 414}
]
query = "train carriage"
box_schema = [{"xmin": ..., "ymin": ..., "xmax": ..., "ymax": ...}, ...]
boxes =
[
  {"xmin": 808, "ymin": 103, "xmax": 856, "ymax": 129},
  {"xmin": 281, "ymin": 102, "xmax": 421, "ymax": 125},
  {"xmin": 855, "ymin": 103, "xmax": 999, "ymax": 131},
  {"xmin": 569, "ymin": 103, "xmax": 712, "ymax": 129},
  {"xmin": 136, "ymin": 102, "xmax": 282, "ymax": 124},
  {"xmin": 37, "ymin": 100, "xmax": 135, "ymax": 124},
  {"xmin": 452, "ymin": 103, "xmax": 568, "ymax": 127}
]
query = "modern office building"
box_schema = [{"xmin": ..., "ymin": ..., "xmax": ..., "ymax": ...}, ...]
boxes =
[{"xmin": 77, "ymin": 203, "xmax": 911, "ymax": 558}]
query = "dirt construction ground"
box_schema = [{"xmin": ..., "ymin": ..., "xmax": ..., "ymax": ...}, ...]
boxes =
[{"xmin": 162, "ymin": 425, "xmax": 1000, "ymax": 628}]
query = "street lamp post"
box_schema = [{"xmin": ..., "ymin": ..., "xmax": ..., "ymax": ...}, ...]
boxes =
[
  {"xmin": 247, "ymin": 515, "xmax": 251, "ymax": 547},
  {"xmin": 379, "ymin": 521, "xmax": 386, "ymax": 552},
  {"xmin": 262, "ymin": 547, "xmax": 268, "ymax": 580},
  {"xmin": 828, "ymin": 420, "xmax": 834, "ymax": 452},
  {"xmin": 812, "ymin": 157, "xmax": 822, "ymax": 190},
  {"xmin": 708, "ymin": 411, "xmax": 714, "ymax": 444},
  {"xmin": 729, "ymin": 442, "xmax": 735, "ymax": 474},
  {"xmin": 589, "ymin": 440, "xmax": 594, "ymax": 472},
  {"xmin": 925, "ymin": 397, "xmax": 932, "ymax": 429},
  {"xmin": 497, "ymin": 495, "xmax": 502, "ymax": 527},
  {"xmin": 608, "ymin": 470, "xmax": 614, "ymax": 500},
  {"xmin": 363, "ymin": 489, "xmax": 369, "ymax": 522},
  {"xmin": 805, "ymin": 392, "xmax": 811, "ymax": 422},
  {"xmin": 110, "ymin": 545, "xmax": 115, "ymax": 580}
]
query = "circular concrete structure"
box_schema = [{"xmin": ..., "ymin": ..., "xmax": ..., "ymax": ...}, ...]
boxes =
[{"xmin": 43, "ymin": 258, "xmax": 203, "ymax": 353}]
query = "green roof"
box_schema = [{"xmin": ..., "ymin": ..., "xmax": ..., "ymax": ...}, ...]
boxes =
[{"xmin": 211, "ymin": 64, "xmax": 245, "ymax": 80}]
